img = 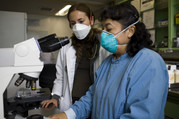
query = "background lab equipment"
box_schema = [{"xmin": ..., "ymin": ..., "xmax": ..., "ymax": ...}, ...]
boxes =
[{"xmin": 0, "ymin": 34, "xmax": 69, "ymax": 119}]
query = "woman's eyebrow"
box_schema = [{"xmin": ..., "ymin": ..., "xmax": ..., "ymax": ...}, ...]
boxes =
[
  {"xmin": 104, "ymin": 23, "xmax": 111, "ymax": 28},
  {"xmin": 77, "ymin": 18, "xmax": 84, "ymax": 21},
  {"xmin": 70, "ymin": 18, "xmax": 83, "ymax": 22},
  {"xmin": 69, "ymin": 20, "xmax": 75, "ymax": 23}
]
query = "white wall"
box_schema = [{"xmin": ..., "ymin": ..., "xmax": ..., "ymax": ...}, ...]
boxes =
[
  {"xmin": 27, "ymin": 14, "xmax": 73, "ymax": 40},
  {"xmin": 0, "ymin": 11, "xmax": 73, "ymax": 48},
  {"xmin": 0, "ymin": 11, "xmax": 27, "ymax": 48}
]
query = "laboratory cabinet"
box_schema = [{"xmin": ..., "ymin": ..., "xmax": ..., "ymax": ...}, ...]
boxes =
[
  {"xmin": 128, "ymin": 0, "xmax": 179, "ymax": 52},
  {"xmin": 154, "ymin": 0, "xmax": 168, "ymax": 49},
  {"xmin": 151, "ymin": 1, "xmax": 179, "ymax": 118},
  {"xmin": 154, "ymin": 0, "xmax": 179, "ymax": 51}
]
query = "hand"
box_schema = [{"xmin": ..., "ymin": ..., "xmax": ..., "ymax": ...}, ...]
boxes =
[
  {"xmin": 49, "ymin": 112, "xmax": 67, "ymax": 119},
  {"xmin": 41, "ymin": 99, "xmax": 58, "ymax": 109}
]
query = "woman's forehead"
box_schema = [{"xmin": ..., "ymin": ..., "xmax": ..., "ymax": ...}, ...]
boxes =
[
  {"xmin": 102, "ymin": 19, "xmax": 122, "ymax": 27},
  {"xmin": 69, "ymin": 10, "xmax": 87, "ymax": 21}
]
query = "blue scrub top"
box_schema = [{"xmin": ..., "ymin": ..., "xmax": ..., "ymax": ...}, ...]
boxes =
[{"xmin": 71, "ymin": 48, "xmax": 169, "ymax": 119}]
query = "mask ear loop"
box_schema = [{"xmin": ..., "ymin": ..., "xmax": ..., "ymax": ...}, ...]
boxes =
[{"xmin": 113, "ymin": 20, "xmax": 139, "ymax": 39}]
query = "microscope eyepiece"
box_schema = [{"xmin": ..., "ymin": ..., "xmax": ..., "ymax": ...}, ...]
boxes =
[{"xmin": 37, "ymin": 34, "xmax": 70, "ymax": 52}]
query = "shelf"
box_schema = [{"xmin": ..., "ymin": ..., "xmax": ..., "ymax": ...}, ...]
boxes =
[
  {"xmin": 171, "ymin": 48, "xmax": 179, "ymax": 50},
  {"xmin": 153, "ymin": 48, "xmax": 179, "ymax": 52},
  {"xmin": 157, "ymin": 48, "xmax": 179, "ymax": 51}
]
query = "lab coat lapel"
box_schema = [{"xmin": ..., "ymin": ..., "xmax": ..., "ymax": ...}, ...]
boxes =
[{"xmin": 66, "ymin": 46, "xmax": 76, "ymax": 93}]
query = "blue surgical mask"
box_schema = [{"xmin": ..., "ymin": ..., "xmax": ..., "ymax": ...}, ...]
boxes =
[
  {"xmin": 100, "ymin": 20, "xmax": 139, "ymax": 53},
  {"xmin": 100, "ymin": 30, "xmax": 127, "ymax": 53}
]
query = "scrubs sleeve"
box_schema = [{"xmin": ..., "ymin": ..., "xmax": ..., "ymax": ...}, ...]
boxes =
[
  {"xmin": 70, "ymin": 83, "xmax": 95, "ymax": 119},
  {"xmin": 120, "ymin": 53, "xmax": 169, "ymax": 119}
]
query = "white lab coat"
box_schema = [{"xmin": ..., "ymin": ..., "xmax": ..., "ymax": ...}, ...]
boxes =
[{"xmin": 52, "ymin": 40, "xmax": 110, "ymax": 112}]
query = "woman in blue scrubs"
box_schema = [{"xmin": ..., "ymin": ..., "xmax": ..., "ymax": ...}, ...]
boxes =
[{"xmin": 49, "ymin": 3, "xmax": 169, "ymax": 119}]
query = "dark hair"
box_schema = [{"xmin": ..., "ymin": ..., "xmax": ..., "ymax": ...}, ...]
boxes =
[
  {"xmin": 99, "ymin": 3, "xmax": 153, "ymax": 57},
  {"xmin": 67, "ymin": 3, "xmax": 95, "ymax": 23},
  {"xmin": 67, "ymin": 3, "xmax": 100, "ymax": 61}
]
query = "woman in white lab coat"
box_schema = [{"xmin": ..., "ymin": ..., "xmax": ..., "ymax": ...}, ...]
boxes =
[{"xmin": 41, "ymin": 3, "xmax": 109, "ymax": 112}]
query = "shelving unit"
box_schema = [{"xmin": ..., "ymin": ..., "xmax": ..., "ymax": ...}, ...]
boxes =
[
  {"xmin": 168, "ymin": 0, "xmax": 179, "ymax": 49},
  {"xmin": 129, "ymin": 0, "xmax": 179, "ymax": 52},
  {"xmin": 156, "ymin": 0, "xmax": 179, "ymax": 51},
  {"xmin": 154, "ymin": 0, "xmax": 168, "ymax": 49}
]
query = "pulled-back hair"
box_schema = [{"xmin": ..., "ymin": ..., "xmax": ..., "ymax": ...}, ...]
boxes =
[{"xmin": 99, "ymin": 3, "xmax": 153, "ymax": 57}]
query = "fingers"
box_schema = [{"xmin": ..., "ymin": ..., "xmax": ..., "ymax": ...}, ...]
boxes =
[
  {"xmin": 41, "ymin": 100, "xmax": 47, "ymax": 108},
  {"xmin": 41, "ymin": 100, "xmax": 53, "ymax": 108},
  {"xmin": 41, "ymin": 99, "xmax": 58, "ymax": 109},
  {"xmin": 45, "ymin": 101, "xmax": 51, "ymax": 108}
]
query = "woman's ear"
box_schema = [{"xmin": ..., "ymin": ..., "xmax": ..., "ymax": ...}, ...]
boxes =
[{"xmin": 128, "ymin": 26, "xmax": 135, "ymax": 38}]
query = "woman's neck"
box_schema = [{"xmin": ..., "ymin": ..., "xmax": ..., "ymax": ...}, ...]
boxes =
[{"xmin": 113, "ymin": 46, "xmax": 127, "ymax": 59}]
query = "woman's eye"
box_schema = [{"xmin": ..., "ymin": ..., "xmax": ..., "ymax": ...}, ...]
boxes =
[
  {"xmin": 106, "ymin": 29, "xmax": 111, "ymax": 32},
  {"xmin": 70, "ymin": 22, "xmax": 75, "ymax": 26},
  {"xmin": 79, "ymin": 20, "xmax": 84, "ymax": 24},
  {"xmin": 70, "ymin": 21, "xmax": 76, "ymax": 25}
]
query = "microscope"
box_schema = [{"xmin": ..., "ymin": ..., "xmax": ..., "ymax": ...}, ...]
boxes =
[{"xmin": 0, "ymin": 34, "xmax": 69, "ymax": 119}]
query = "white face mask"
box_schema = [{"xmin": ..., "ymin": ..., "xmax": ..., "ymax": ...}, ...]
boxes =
[{"xmin": 72, "ymin": 24, "xmax": 91, "ymax": 40}]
